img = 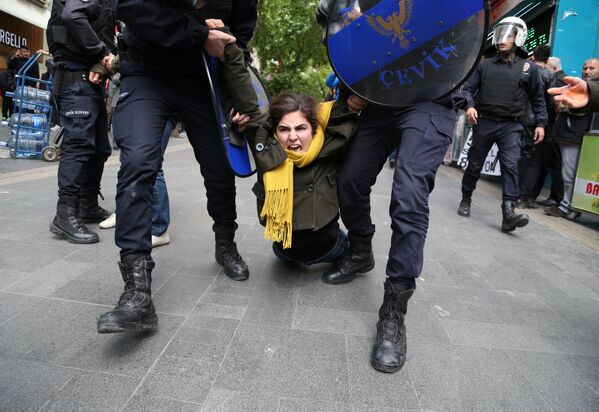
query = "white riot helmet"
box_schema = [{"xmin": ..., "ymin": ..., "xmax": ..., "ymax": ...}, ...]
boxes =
[{"xmin": 492, "ymin": 16, "xmax": 527, "ymax": 48}]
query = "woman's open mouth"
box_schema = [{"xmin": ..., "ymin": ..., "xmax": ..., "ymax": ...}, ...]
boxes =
[{"xmin": 288, "ymin": 144, "xmax": 303, "ymax": 152}]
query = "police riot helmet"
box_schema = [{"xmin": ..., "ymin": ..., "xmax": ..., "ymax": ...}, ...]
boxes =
[{"xmin": 492, "ymin": 16, "xmax": 527, "ymax": 48}]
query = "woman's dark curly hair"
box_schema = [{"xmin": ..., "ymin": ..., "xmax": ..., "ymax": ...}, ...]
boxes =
[{"xmin": 269, "ymin": 93, "xmax": 318, "ymax": 135}]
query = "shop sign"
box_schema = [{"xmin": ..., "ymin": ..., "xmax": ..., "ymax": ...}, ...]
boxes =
[
  {"xmin": 572, "ymin": 136, "xmax": 599, "ymax": 215},
  {"xmin": 0, "ymin": 28, "xmax": 28, "ymax": 49}
]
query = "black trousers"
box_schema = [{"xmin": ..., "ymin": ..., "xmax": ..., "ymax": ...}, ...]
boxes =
[
  {"xmin": 113, "ymin": 64, "xmax": 236, "ymax": 259},
  {"xmin": 2, "ymin": 95, "xmax": 13, "ymax": 118},
  {"xmin": 461, "ymin": 118, "xmax": 522, "ymax": 202},
  {"xmin": 55, "ymin": 77, "xmax": 111, "ymax": 197},
  {"xmin": 338, "ymin": 104, "xmax": 454, "ymax": 279},
  {"xmin": 519, "ymin": 129, "xmax": 564, "ymax": 202}
]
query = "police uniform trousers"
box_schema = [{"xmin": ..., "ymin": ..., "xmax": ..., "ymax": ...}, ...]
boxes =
[
  {"xmin": 461, "ymin": 118, "xmax": 522, "ymax": 202},
  {"xmin": 113, "ymin": 63, "xmax": 236, "ymax": 259},
  {"xmin": 55, "ymin": 74, "xmax": 111, "ymax": 197},
  {"xmin": 338, "ymin": 103, "xmax": 454, "ymax": 279}
]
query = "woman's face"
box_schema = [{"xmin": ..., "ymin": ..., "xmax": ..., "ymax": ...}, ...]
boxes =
[{"xmin": 276, "ymin": 111, "xmax": 314, "ymax": 154}]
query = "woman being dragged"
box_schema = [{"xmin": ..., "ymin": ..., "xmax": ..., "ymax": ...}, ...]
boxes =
[{"xmin": 250, "ymin": 93, "xmax": 358, "ymax": 266}]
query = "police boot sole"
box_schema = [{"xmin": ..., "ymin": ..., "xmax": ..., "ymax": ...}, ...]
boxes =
[
  {"xmin": 215, "ymin": 256, "xmax": 249, "ymax": 281},
  {"xmin": 321, "ymin": 259, "xmax": 375, "ymax": 285},
  {"xmin": 97, "ymin": 313, "xmax": 158, "ymax": 334},
  {"xmin": 80, "ymin": 216, "xmax": 109, "ymax": 224},
  {"xmin": 50, "ymin": 222, "xmax": 99, "ymax": 244},
  {"xmin": 371, "ymin": 358, "xmax": 405, "ymax": 373},
  {"xmin": 501, "ymin": 216, "xmax": 529, "ymax": 232}
]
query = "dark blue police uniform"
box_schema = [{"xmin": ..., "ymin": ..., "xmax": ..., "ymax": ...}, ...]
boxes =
[
  {"xmin": 337, "ymin": 101, "xmax": 455, "ymax": 282},
  {"xmin": 460, "ymin": 55, "xmax": 548, "ymax": 203},
  {"xmin": 47, "ymin": 0, "xmax": 116, "ymax": 244},
  {"xmin": 96, "ymin": 0, "xmax": 257, "ymax": 334},
  {"xmin": 113, "ymin": 0, "xmax": 256, "ymax": 262}
]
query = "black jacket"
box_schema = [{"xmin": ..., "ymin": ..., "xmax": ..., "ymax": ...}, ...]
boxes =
[
  {"xmin": 7, "ymin": 57, "xmax": 39, "ymax": 88},
  {"xmin": 117, "ymin": 0, "xmax": 257, "ymax": 74}
]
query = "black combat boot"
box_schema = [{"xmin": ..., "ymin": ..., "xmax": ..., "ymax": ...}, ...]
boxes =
[
  {"xmin": 501, "ymin": 200, "xmax": 529, "ymax": 232},
  {"xmin": 321, "ymin": 233, "xmax": 374, "ymax": 284},
  {"xmin": 457, "ymin": 197, "xmax": 471, "ymax": 217},
  {"xmin": 97, "ymin": 256, "xmax": 158, "ymax": 333},
  {"xmin": 371, "ymin": 278, "xmax": 414, "ymax": 373},
  {"xmin": 79, "ymin": 192, "xmax": 112, "ymax": 223},
  {"xmin": 214, "ymin": 222, "xmax": 249, "ymax": 281},
  {"xmin": 50, "ymin": 195, "xmax": 99, "ymax": 244}
]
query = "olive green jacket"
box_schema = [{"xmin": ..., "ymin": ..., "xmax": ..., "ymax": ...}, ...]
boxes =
[{"xmin": 249, "ymin": 99, "xmax": 358, "ymax": 231}]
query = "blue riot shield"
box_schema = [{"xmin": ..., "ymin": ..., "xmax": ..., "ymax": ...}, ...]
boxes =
[
  {"xmin": 203, "ymin": 54, "xmax": 268, "ymax": 178},
  {"xmin": 326, "ymin": 0, "xmax": 488, "ymax": 107}
]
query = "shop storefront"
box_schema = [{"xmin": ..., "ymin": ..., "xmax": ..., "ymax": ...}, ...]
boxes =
[{"xmin": 0, "ymin": 11, "xmax": 45, "ymax": 70}]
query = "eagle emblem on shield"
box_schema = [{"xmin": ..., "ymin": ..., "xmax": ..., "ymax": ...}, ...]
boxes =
[{"xmin": 366, "ymin": 0, "xmax": 414, "ymax": 49}]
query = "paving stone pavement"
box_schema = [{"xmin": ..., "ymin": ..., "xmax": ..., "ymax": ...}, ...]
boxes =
[{"xmin": 1, "ymin": 140, "xmax": 599, "ymax": 411}]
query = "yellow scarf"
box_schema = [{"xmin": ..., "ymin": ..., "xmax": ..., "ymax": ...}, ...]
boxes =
[{"xmin": 260, "ymin": 101, "xmax": 334, "ymax": 249}]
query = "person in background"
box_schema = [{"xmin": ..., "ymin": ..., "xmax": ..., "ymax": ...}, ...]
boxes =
[
  {"xmin": 544, "ymin": 58, "xmax": 599, "ymax": 220},
  {"xmin": 8, "ymin": 46, "xmax": 39, "ymax": 88}
]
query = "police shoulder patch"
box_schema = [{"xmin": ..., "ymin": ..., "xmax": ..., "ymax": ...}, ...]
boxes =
[{"xmin": 523, "ymin": 62, "xmax": 530, "ymax": 72}]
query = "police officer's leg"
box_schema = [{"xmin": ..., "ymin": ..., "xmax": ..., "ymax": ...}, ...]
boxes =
[
  {"xmin": 50, "ymin": 79, "xmax": 101, "ymax": 244},
  {"xmin": 176, "ymin": 78, "xmax": 249, "ymax": 281},
  {"xmin": 97, "ymin": 75, "xmax": 170, "ymax": 334},
  {"xmin": 79, "ymin": 86, "xmax": 112, "ymax": 223},
  {"xmin": 496, "ymin": 123, "xmax": 529, "ymax": 231},
  {"xmin": 322, "ymin": 107, "xmax": 396, "ymax": 285},
  {"xmin": 458, "ymin": 119, "xmax": 496, "ymax": 217},
  {"xmin": 372, "ymin": 109, "xmax": 452, "ymax": 374}
]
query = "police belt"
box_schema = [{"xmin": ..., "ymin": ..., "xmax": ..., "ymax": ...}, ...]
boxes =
[
  {"xmin": 478, "ymin": 112, "xmax": 521, "ymax": 123},
  {"xmin": 52, "ymin": 64, "xmax": 90, "ymax": 96}
]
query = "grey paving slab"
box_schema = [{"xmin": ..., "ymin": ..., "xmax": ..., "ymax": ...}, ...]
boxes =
[
  {"xmin": 344, "ymin": 335, "xmax": 420, "ymax": 410},
  {"xmin": 0, "ymin": 299, "xmax": 185, "ymax": 376},
  {"xmin": 439, "ymin": 318, "xmax": 598, "ymax": 356},
  {"xmin": 0, "ymin": 291, "xmax": 42, "ymax": 324},
  {"xmin": 213, "ymin": 323, "xmax": 349, "ymax": 402},
  {"xmin": 0, "ymin": 269, "xmax": 28, "ymax": 290},
  {"xmin": 278, "ymin": 398, "xmax": 354, "ymax": 412},
  {"xmin": 201, "ymin": 389, "xmax": 279, "ymax": 412},
  {"xmin": 407, "ymin": 345, "xmax": 550, "ymax": 411},
  {"xmin": 0, "ymin": 359, "xmax": 74, "ymax": 412},
  {"xmin": 0, "ymin": 239, "xmax": 76, "ymax": 273},
  {"xmin": 49, "ymin": 279, "xmax": 122, "ymax": 306},
  {"xmin": 153, "ymin": 275, "xmax": 213, "ymax": 316},
  {"xmin": 39, "ymin": 370, "xmax": 140, "ymax": 412},
  {"xmin": 131, "ymin": 371, "xmax": 212, "ymax": 404},
  {"xmin": 6, "ymin": 258, "xmax": 92, "ymax": 297},
  {"xmin": 291, "ymin": 305, "xmax": 377, "ymax": 337},
  {"xmin": 506, "ymin": 350, "xmax": 599, "ymax": 412},
  {"xmin": 125, "ymin": 395, "xmax": 202, "ymax": 412},
  {"xmin": 563, "ymin": 354, "xmax": 599, "ymax": 393}
]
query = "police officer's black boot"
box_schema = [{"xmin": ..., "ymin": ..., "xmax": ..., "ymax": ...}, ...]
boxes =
[
  {"xmin": 79, "ymin": 193, "xmax": 112, "ymax": 223},
  {"xmin": 50, "ymin": 195, "xmax": 99, "ymax": 244},
  {"xmin": 501, "ymin": 200, "xmax": 529, "ymax": 232},
  {"xmin": 214, "ymin": 222, "xmax": 249, "ymax": 281},
  {"xmin": 457, "ymin": 197, "xmax": 471, "ymax": 217},
  {"xmin": 371, "ymin": 278, "xmax": 414, "ymax": 373},
  {"xmin": 97, "ymin": 256, "xmax": 158, "ymax": 333},
  {"xmin": 321, "ymin": 233, "xmax": 374, "ymax": 284}
]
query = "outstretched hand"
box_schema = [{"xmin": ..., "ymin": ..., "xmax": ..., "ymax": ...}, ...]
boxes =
[{"xmin": 548, "ymin": 76, "xmax": 589, "ymax": 110}]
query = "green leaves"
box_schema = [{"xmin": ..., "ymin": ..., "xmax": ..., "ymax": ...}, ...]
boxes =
[{"xmin": 253, "ymin": 0, "xmax": 331, "ymax": 98}]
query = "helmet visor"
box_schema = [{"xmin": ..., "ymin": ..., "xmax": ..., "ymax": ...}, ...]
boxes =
[{"xmin": 492, "ymin": 23, "xmax": 519, "ymax": 45}]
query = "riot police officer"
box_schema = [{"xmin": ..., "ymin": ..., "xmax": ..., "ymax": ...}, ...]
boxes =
[
  {"xmin": 457, "ymin": 17, "xmax": 548, "ymax": 232},
  {"xmin": 96, "ymin": 0, "xmax": 256, "ymax": 334},
  {"xmin": 47, "ymin": 0, "xmax": 116, "ymax": 244},
  {"xmin": 317, "ymin": 0, "xmax": 459, "ymax": 374}
]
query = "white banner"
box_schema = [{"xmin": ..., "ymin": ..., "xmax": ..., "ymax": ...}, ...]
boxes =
[{"xmin": 457, "ymin": 130, "xmax": 501, "ymax": 176}]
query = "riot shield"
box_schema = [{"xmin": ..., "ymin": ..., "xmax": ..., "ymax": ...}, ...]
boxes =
[{"xmin": 326, "ymin": 0, "xmax": 488, "ymax": 107}]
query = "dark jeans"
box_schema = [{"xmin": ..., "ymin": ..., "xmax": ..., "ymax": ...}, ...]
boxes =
[
  {"xmin": 113, "ymin": 65, "xmax": 236, "ymax": 259},
  {"xmin": 461, "ymin": 118, "xmax": 522, "ymax": 202},
  {"xmin": 338, "ymin": 103, "xmax": 454, "ymax": 279},
  {"xmin": 519, "ymin": 132, "xmax": 564, "ymax": 202},
  {"xmin": 151, "ymin": 118, "xmax": 176, "ymax": 237},
  {"xmin": 55, "ymin": 79, "xmax": 110, "ymax": 197}
]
